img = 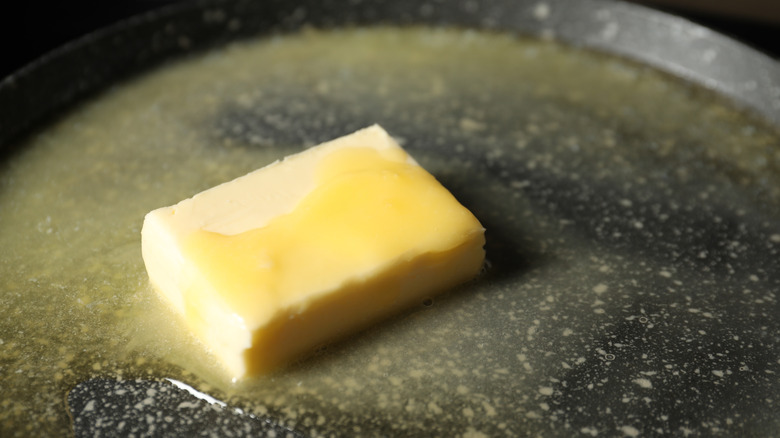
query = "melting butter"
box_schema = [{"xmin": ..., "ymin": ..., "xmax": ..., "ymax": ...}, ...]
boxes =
[{"xmin": 145, "ymin": 126, "xmax": 485, "ymax": 377}]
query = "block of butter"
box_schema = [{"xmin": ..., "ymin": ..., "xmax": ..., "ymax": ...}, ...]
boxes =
[{"xmin": 141, "ymin": 125, "xmax": 485, "ymax": 379}]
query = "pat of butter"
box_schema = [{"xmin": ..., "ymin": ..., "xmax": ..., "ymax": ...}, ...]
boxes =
[{"xmin": 141, "ymin": 125, "xmax": 485, "ymax": 378}]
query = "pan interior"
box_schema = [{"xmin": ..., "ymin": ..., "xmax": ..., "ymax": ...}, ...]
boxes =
[{"xmin": 1, "ymin": 27, "xmax": 779, "ymax": 436}]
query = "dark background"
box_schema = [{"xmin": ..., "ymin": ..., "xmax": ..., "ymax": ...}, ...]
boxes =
[{"xmin": 1, "ymin": 0, "xmax": 778, "ymax": 80}]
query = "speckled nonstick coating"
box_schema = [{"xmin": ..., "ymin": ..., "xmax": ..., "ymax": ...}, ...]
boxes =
[{"xmin": 1, "ymin": 0, "xmax": 779, "ymax": 437}]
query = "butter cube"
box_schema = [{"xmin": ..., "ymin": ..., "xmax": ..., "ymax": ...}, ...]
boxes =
[{"xmin": 141, "ymin": 125, "xmax": 485, "ymax": 378}]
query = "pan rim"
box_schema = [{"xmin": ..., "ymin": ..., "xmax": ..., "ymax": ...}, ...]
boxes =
[{"xmin": 1, "ymin": 0, "xmax": 778, "ymax": 149}]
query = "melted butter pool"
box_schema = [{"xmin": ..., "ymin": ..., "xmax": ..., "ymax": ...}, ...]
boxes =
[{"xmin": 1, "ymin": 27, "xmax": 779, "ymax": 436}]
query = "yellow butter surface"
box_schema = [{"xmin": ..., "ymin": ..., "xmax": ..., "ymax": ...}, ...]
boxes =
[{"xmin": 141, "ymin": 125, "xmax": 485, "ymax": 378}]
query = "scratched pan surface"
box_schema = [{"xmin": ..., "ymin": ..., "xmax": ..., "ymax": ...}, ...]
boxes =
[{"xmin": 1, "ymin": 0, "xmax": 779, "ymax": 436}]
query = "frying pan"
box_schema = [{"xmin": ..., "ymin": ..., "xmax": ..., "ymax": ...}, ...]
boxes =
[{"xmin": 1, "ymin": 0, "xmax": 779, "ymax": 436}]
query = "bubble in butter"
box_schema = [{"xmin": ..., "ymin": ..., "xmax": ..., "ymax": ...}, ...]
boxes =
[{"xmin": 141, "ymin": 125, "xmax": 486, "ymax": 378}]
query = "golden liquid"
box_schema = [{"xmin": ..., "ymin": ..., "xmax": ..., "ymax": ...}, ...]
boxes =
[{"xmin": 1, "ymin": 27, "xmax": 778, "ymax": 436}]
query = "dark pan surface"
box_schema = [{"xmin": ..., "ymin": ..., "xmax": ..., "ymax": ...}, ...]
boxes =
[{"xmin": 1, "ymin": 1, "xmax": 779, "ymax": 436}]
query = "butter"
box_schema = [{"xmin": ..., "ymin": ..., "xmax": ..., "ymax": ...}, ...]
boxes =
[{"xmin": 141, "ymin": 125, "xmax": 485, "ymax": 378}]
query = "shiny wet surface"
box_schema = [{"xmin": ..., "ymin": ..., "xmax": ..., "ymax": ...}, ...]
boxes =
[{"xmin": 1, "ymin": 27, "xmax": 779, "ymax": 436}]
